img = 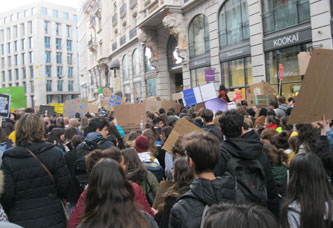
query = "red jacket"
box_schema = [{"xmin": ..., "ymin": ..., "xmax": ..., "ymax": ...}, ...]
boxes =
[{"xmin": 68, "ymin": 182, "xmax": 154, "ymax": 228}]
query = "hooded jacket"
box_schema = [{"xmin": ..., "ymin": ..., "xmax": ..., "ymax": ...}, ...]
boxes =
[
  {"xmin": 203, "ymin": 124, "xmax": 223, "ymax": 142},
  {"xmin": 0, "ymin": 142, "xmax": 72, "ymax": 228},
  {"xmin": 214, "ymin": 131, "xmax": 280, "ymax": 217},
  {"xmin": 76, "ymin": 132, "xmax": 114, "ymax": 158},
  {"xmin": 168, "ymin": 176, "xmax": 235, "ymax": 228}
]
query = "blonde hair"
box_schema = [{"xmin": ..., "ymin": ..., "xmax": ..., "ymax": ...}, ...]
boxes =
[{"xmin": 16, "ymin": 113, "xmax": 45, "ymax": 147}]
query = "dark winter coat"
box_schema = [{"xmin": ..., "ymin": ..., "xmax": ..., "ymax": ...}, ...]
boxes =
[
  {"xmin": 203, "ymin": 124, "xmax": 223, "ymax": 142},
  {"xmin": 0, "ymin": 142, "xmax": 72, "ymax": 228},
  {"xmin": 168, "ymin": 176, "xmax": 235, "ymax": 228},
  {"xmin": 214, "ymin": 130, "xmax": 280, "ymax": 217}
]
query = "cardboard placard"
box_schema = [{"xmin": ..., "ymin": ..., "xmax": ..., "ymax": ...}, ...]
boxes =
[
  {"xmin": 39, "ymin": 105, "xmax": 55, "ymax": 116},
  {"xmin": 182, "ymin": 83, "xmax": 217, "ymax": 107},
  {"xmin": 289, "ymin": 49, "xmax": 333, "ymax": 124},
  {"xmin": 87, "ymin": 104, "xmax": 99, "ymax": 114},
  {"xmin": 298, "ymin": 51, "xmax": 311, "ymax": 76},
  {"xmin": 204, "ymin": 98, "xmax": 227, "ymax": 114},
  {"xmin": 63, "ymin": 97, "xmax": 89, "ymax": 118},
  {"xmin": 162, "ymin": 118, "xmax": 204, "ymax": 154},
  {"xmin": 171, "ymin": 92, "xmax": 183, "ymax": 101},
  {"xmin": 161, "ymin": 100, "xmax": 182, "ymax": 114},
  {"xmin": 152, "ymin": 181, "xmax": 175, "ymax": 209},
  {"xmin": 0, "ymin": 94, "xmax": 10, "ymax": 118},
  {"xmin": 50, "ymin": 103, "xmax": 64, "ymax": 114},
  {"xmin": 247, "ymin": 81, "xmax": 276, "ymax": 108},
  {"xmin": 114, "ymin": 103, "xmax": 146, "ymax": 129},
  {"xmin": 0, "ymin": 87, "xmax": 26, "ymax": 109}
]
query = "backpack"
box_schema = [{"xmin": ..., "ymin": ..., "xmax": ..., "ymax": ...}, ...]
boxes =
[
  {"xmin": 223, "ymin": 150, "xmax": 268, "ymax": 206},
  {"xmin": 74, "ymin": 139, "xmax": 106, "ymax": 191},
  {"xmin": 143, "ymin": 160, "xmax": 164, "ymax": 182}
]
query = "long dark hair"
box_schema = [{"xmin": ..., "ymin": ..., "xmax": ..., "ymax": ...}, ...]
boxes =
[
  {"xmin": 295, "ymin": 124, "xmax": 317, "ymax": 153},
  {"xmin": 82, "ymin": 158, "xmax": 148, "ymax": 228},
  {"xmin": 122, "ymin": 148, "xmax": 147, "ymax": 184},
  {"xmin": 281, "ymin": 153, "xmax": 333, "ymax": 228},
  {"xmin": 47, "ymin": 128, "xmax": 65, "ymax": 151}
]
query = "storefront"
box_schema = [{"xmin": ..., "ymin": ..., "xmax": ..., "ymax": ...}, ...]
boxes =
[
  {"xmin": 264, "ymin": 25, "xmax": 312, "ymax": 98},
  {"xmin": 144, "ymin": 47, "xmax": 157, "ymax": 97}
]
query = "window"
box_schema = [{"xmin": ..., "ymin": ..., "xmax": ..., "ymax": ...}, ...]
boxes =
[
  {"xmin": 10, "ymin": 15, "xmax": 14, "ymax": 22},
  {"xmin": 24, "ymin": 10, "xmax": 28, "ymax": 18},
  {"xmin": 68, "ymin": 67, "xmax": 73, "ymax": 78},
  {"xmin": 144, "ymin": 47, "xmax": 155, "ymax": 72},
  {"xmin": 31, "ymin": 8, "xmax": 36, "ymax": 15},
  {"xmin": 29, "ymin": 51, "xmax": 33, "ymax": 63},
  {"xmin": 41, "ymin": 7, "xmax": 47, "ymax": 16},
  {"xmin": 56, "ymin": 52, "xmax": 62, "ymax": 64},
  {"xmin": 29, "ymin": 66, "xmax": 32, "ymax": 78},
  {"xmin": 66, "ymin": 40, "xmax": 72, "ymax": 51},
  {"xmin": 122, "ymin": 55, "xmax": 128, "ymax": 79},
  {"xmin": 134, "ymin": 81, "xmax": 142, "ymax": 100},
  {"xmin": 57, "ymin": 95, "xmax": 63, "ymax": 103},
  {"xmin": 146, "ymin": 78, "xmax": 156, "ymax": 97},
  {"xmin": 188, "ymin": 14, "xmax": 210, "ymax": 58},
  {"xmin": 23, "ymin": 81, "xmax": 26, "ymax": 92},
  {"xmin": 66, "ymin": 25, "xmax": 71, "ymax": 37},
  {"xmin": 15, "ymin": 69, "xmax": 19, "ymax": 80},
  {"xmin": 1, "ymin": 71, "xmax": 5, "ymax": 82},
  {"xmin": 28, "ymin": 21, "xmax": 32, "ymax": 34},
  {"xmin": 47, "ymin": 95, "xmax": 52, "ymax": 104},
  {"xmin": 68, "ymin": 80, "xmax": 73, "ymax": 91},
  {"xmin": 44, "ymin": 21, "xmax": 49, "ymax": 34},
  {"xmin": 8, "ymin": 70, "xmax": 12, "ymax": 81},
  {"xmin": 73, "ymin": 15, "xmax": 78, "ymax": 22},
  {"xmin": 221, "ymin": 57, "xmax": 252, "ymax": 99},
  {"xmin": 21, "ymin": 39, "xmax": 25, "ymax": 50},
  {"xmin": 57, "ymin": 66, "xmax": 62, "ymax": 77},
  {"xmin": 262, "ymin": 0, "xmax": 310, "ymax": 34},
  {"xmin": 132, "ymin": 49, "xmax": 140, "ymax": 76},
  {"xmin": 4, "ymin": 17, "xmax": 7, "ymax": 24},
  {"xmin": 23, "ymin": 67, "xmax": 26, "ymax": 79},
  {"xmin": 6, "ymin": 28, "xmax": 11, "ymax": 40},
  {"xmin": 1, "ymin": 58, "xmax": 4, "ymax": 68},
  {"xmin": 56, "ymin": 38, "xmax": 61, "ymax": 50},
  {"xmin": 45, "ymin": 51, "xmax": 51, "ymax": 63},
  {"xmin": 167, "ymin": 36, "xmax": 182, "ymax": 68},
  {"xmin": 53, "ymin": 10, "xmax": 58, "ymax": 18},
  {"xmin": 44, "ymin": 37, "xmax": 50, "ymax": 48},
  {"xmin": 190, "ymin": 67, "xmax": 211, "ymax": 87},
  {"xmin": 29, "ymin": 37, "xmax": 32, "ymax": 49},
  {"xmin": 265, "ymin": 43, "xmax": 309, "ymax": 98},
  {"xmin": 14, "ymin": 55, "xmax": 18, "ymax": 66},
  {"xmin": 21, "ymin": 53, "xmax": 25, "ymax": 65},
  {"xmin": 56, "ymin": 23, "xmax": 61, "ymax": 35},
  {"xmin": 7, "ymin": 43, "xmax": 10, "ymax": 53},
  {"xmin": 63, "ymin": 12, "xmax": 69, "ymax": 20},
  {"xmin": 0, "ymin": 45, "xmax": 3, "ymax": 55},
  {"xmin": 30, "ymin": 81, "xmax": 34, "ymax": 93},
  {"xmin": 20, "ymin": 23, "xmax": 25, "ymax": 36},
  {"xmin": 14, "ymin": 41, "xmax": 18, "ymax": 52},
  {"xmin": 7, "ymin": 56, "xmax": 11, "ymax": 67},
  {"xmin": 45, "ymin": 65, "xmax": 51, "ymax": 78},
  {"xmin": 57, "ymin": 80, "xmax": 63, "ymax": 91},
  {"xmin": 14, "ymin": 26, "xmax": 18, "ymax": 38},
  {"xmin": 15, "ymin": 83, "xmax": 19, "ymax": 87},
  {"xmin": 67, "ymin": 53, "xmax": 72, "ymax": 65},
  {"xmin": 219, "ymin": 0, "xmax": 249, "ymax": 47},
  {"xmin": 46, "ymin": 80, "xmax": 52, "ymax": 91},
  {"xmin": 0, "ymin": 30, "xmax": 4, "ymax": 43}
]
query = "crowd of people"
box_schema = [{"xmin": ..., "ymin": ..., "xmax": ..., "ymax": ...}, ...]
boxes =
[{"xmin": 0, "ymin": 95, "xmax": 332, "ymax": 228}]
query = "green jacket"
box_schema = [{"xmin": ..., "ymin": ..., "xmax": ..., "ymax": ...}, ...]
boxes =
[{"xmin": 127, "ymin": 169, "xmax": 159, "ymax": 195}]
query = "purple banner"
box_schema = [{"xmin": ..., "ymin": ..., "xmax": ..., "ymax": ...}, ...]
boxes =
[{"xmin": 205, "ymin": 69, "xmax": 215, "ymax": 82}]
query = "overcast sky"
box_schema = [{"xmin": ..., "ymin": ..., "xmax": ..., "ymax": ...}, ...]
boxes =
[{"xmin": 0, "ymin": 0, "xmax": 81, "ymax": 13}]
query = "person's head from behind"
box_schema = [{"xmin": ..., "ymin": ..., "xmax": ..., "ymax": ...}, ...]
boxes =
[
  {"xmin": 263, "ymin": 143, "xmax": 288, "ymax": 166},
  {"xmin": 160, "ymin": 126, "xmax": 172, "ymax": 143},
  {"xmin": 260, "ymin": 128, "xmax": 279, "ymax": 144},
  {"xmin": 258, "ymin": 107, "xmax": 268, "ymax": 117},
  {"xmin": 201, "ymin": 109, "xmax": 214, "ymax": 124},
  {"xmin": 146, "ymin": 112, "xmax": 155, "ymax": 122},
  {"xmin": 71, "ymin": 135, "xmax": 84, "ymax": 149},
  {"xmin": 269, "ymin": 101, "xmax": 278, "ymax": 110},
  {"xmin": 243, "ymin": 118, "xmax": 253, "ymax": 130},
  {"xmin": 278, "ymin": 96, "xmax": 286, "ymax": 105},
  {"xmin": 159, "ymin": 108, "xmax": 165, "ymax": 115},
  {"xmin": 64, "ymin": 127, "xmax": 78, "ymax": 142},
  {"xmin": 48, "ymin": 128, "xmax": 65, "ymax": 144},
  {"xmin": 69, "ymin": 118, "xmax": 80, "ymax": 129},
  {"xmin": 204, "ymin": 203, "xmax": 280, "ymax": 228},
  {"xmin": 82, "ymin": 158, "xmax": 147, "ymax": 228},
  {"xmin": 173, "ymin": 157, "xmax": 194, "ymax": 191},
  {"xmin": 240, "ymin": 100, "xmax": 248, "ymax": 108},
  {"xmin": 171, "ymin": 136, "xmax": 186, "ymax": 160},
  {"xmin": 183, "ymin": 132, "xmax": 220, "ymax": 175},
  {"xmin": 288, "ymin": 136, "xmax": 298, "ymax": 152},
  {"xmin": 282, "ymin": 152, "xmax": 333, "ymax": 228},
  {"xmin": 122, "ymin": 147, "xmax": 144, "ymax": 171},
  {"xmin": 153, "ymin": 117, "xmax": 164, "ymax": 129},
  {"xmin": 265, "ymin": 116, "xmax": 278, "ymax": 128},
  {"xmin": 16, "ymin": 113, "xmax": 45, "ymax": 147},
  {"xmin": 219, "ymin": 110, "xmax": 244, "ymax": 138},
  {"xmin": 85, "ymin": 117, "xmax": 109, "ymax": 138}
]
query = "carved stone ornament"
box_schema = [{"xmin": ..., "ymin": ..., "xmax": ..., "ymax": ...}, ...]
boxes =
[
  {"xmin": 162, "ymin": 13, "xmax": 188, "ymax": 50},
  {"xmin": 138, "ymin": 29, "xmax": 159, "ymax": 62}
]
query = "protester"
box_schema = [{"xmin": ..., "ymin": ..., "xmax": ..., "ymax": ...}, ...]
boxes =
[
  {"xmin": 201, "ymin": 109, "xmax": 223, "ymax": 142},
  {"xmin": 77, "ymin": 159, "xmax": 158, "ymax": 228},
  {"xmin": 47, "ymin": 128, "xmax": 67, "ymax": 155},
  {"xmin": 281, "ymin": 153, "xmax": 333, "ymax": 228},
  {"xmin": 0, "ymin": 113, "xmax": 72, "ymax": 228},
  {"xmin": 169, "ymin": 132, "xmax": 236, "ymax": 228}
]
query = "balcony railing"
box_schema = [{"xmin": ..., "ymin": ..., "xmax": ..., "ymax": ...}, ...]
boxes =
[
  {"xmin": 112, "ymin": 14, "xmax": 118, "ymax": 26},
  {"xmin": 120, "ymin": 3, "xmax": 127, "ymax": 18},
  {"xmin": 112, "ymin": 42, "xmax": 117, "ymax": 51},
  {"xmin": 120, "ymin": 35, "xmax": 126, "ymax": 46},
  {"xmin": 129, "ymin": 28, "xmax": 137, "ymax": 39},
  {"xmin": 130, "ymin": 0, "xmax": 137, "ymax": 9},
  {"xmin": 88, "ymin": 38, "xmax": 97, "ymax": 51}
]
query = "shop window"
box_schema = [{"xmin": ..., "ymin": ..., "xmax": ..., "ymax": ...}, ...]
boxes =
[
  {"xmin": 265, "ymin": 43, "xmax": 310, "ymax": 98},
  {"xmin": 146, "ymin": 78, "xmax": 156, "ymax": 97},
  {"xmin": 188, "ymin": 14, "xmax": 210, "ymax": 58},
  {"xmin": 221, "ymin": 57, "xmax": 252, "ymax": 99},
  {"xmin": 190, "ymin": 67, "xmax": 211, "ymax": 87},
  {"xmin": 262, "ymin": 0, "xmax": 310, "ymax": 34},
  {"xmin": 122, "ymin": 55, "xmax": 128, "ymax": 79},
  {"xmin": 144, "ymin": 47, "xmax": 155, "ymax": 72},
  {"xmin": 134, "ymin": 81, "xmax": 142, "ymax": 100},
  {"xmin": 219, "ymin": 0, "xmax": 249, "ymax": 47},
  {"xmin": 132, "ymin": 49, "xmax": 140, "ymax": 76},
  {"xmin": 167, "ymin": 35, "xmax": 182, "ymax": 68}
]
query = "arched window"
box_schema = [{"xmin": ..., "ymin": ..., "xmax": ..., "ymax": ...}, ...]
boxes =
[
  {"xmin": 144, "ymin": 47, "xmax": 154, "ymax": 72},
  {"xmin": 132, "ymin": 49, "xmax": 140, "ymax": 76},
  {"xmin": 262, "ymin": 0, "xmax": 310, "ymax": 34},
  {"xmin": 219, "ymin": 0, "xmax": 249, "ymax": 47},
  {"xmin": 167, "ymin": 35, "xmax": 182, "ymax": 68},
  {"xmin": 122, "ymin": 55, "xmax": 128, "ymax": 79},
  {"xmin": 188, "ymin": 14, "xmax": 210, "ymax": 58}
]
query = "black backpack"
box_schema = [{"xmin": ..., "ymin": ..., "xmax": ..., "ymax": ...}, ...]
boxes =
[
  {"xmin": 74, "ymin": 139, "xmax": 106, "ymax": 191},
  {"xmin": 223, "ymin": 150, "xmax": 268, "ymax": 206}
]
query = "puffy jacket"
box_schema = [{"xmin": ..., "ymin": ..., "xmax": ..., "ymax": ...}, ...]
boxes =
[
  {"xmin": 68, "ymin": 182, "xmax": 154, "ymax": 228},
  {"xmin": 214, "ymin": 130, "xmax": 280, "ymax": 217},
  {"xmin": 203, "ymin": 124, "xmax": 222, "ymax": 142},
  {"xmin": 0, "ymin": 142, "xmax": 72, "ymax": 228},
  {"xmin": 168, "ymin": 176, "xmax": 235, "ymax": 228}
]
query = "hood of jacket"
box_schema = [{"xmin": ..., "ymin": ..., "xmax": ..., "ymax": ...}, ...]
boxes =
[
  {"xmin": 279, "ymin": 104, "xmax": 290, "ymax": 111},
  {"xmin": 3, "ymin": 142, "xmax": 55, "ymax": 159},
  {"xmin": 223, "ymin": 135, "xmax": 263, "ymax": 160},
  {"xmin": 85, "ymin": 132, "xmax": 104, "ymax": 144},
  {"xmin": 271, "ymin": 165, "xmax": 287, "ymax": 186},
  {"xmin": 189, "ymin": 177, "xmax": 235, "ymax": 206}
]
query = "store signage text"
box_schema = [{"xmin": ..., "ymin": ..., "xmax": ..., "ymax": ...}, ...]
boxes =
[{"xmin": 273, "ymin": 33, "xmax": 299, "ymax": 47}]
